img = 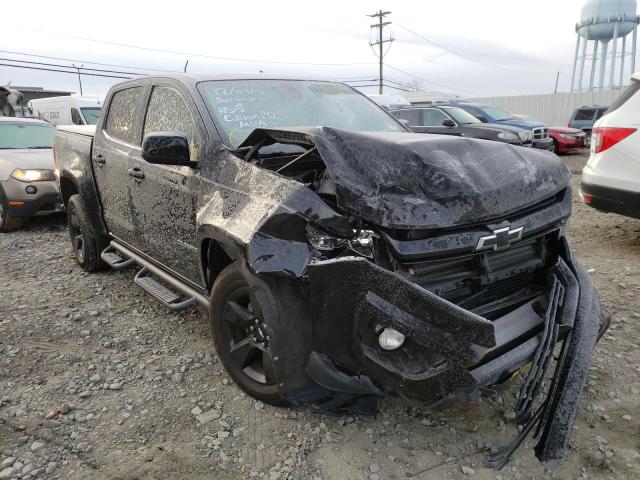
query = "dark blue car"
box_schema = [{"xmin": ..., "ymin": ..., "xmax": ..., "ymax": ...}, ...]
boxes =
[{"xmin": 443, "ymin": 102, "xmax": 555, "ymax": 151}]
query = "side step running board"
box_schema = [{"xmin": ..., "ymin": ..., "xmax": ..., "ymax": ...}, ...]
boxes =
[
  {"xmin": 135, "ymin": 267, "xmax": 196, "ymax": 311},
  {"xmin": 103, "ymin": 241, "xmax": 208, "ymax": 310},
  {"xmin": 101, "ymin": 245, "xmax": 135, "ymax": 270}
]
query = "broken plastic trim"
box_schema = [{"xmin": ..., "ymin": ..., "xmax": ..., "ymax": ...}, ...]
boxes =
[{"xmin": 487, "ymin": 257, "xmax": 603, "ymax": 471}]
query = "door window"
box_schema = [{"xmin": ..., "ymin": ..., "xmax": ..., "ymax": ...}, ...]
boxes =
[
  {"xmin": 392, "ymin": 109, "xmax": 421, "ymax": 126},
  {"xmin": 105, "ymin": 87, "xmax": 142, "ymax": 145},
  {"xmin": 423, "ymin": 109, "xmax": 449, "ymax": 127},
  {"xmin": 71, "ymin": 108, "xmax": 83, "ymax": 125},
  {"xmin": 143, "ymin": 86, "xmax": 201, "ymax": 160}
]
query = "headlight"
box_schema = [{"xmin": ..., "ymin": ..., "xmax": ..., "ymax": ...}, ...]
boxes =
[
  {"xmin": 559, "ymin": 133, "xmax": 574, "ymax": 139},
  {"xmin": 11, "ymin": 169, "xmax": 56, "ymax": 182},
  {"xmin": 517, "ymin": 130, "xmax": 529, "ymax": 142},
  {"xmin": 307, "ymin": 227, "xmax": 376, "ymax": 260},
  {"xmin": 497, "ymin": 132, "xmax": 519, "ymax": 141}
]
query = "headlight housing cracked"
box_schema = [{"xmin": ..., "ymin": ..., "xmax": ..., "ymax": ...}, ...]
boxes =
[
  {"xmin": 307, "ymin": 227, "xmax": 376, "ymax": 261},
  {"xmin": 11, "ymin": 169, "xmax": 56, "ymax": 182}
]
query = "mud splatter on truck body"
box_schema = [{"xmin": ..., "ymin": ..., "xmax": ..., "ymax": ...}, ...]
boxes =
[{"xmin": 53, "ymin": 74, "xmax": 608, "ymax": 470}]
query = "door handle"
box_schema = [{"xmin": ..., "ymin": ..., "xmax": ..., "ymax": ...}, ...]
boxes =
[
  {"xmin": 127, "ymin": 168, "xmax": 145, "ymax": 180},
  {"xmin": 94, "ymin": 154, "xmax": 105, "ymax": 165}
]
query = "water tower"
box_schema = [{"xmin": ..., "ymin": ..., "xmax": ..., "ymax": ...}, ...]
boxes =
[{"xmin": 570, "ymin": 0, "xmax": 639, "ymax": 92}]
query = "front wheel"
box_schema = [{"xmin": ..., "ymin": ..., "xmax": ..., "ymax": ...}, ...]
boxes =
[
  {"xmin": 0, "ymin": 186, "xmax": 24, "ymax": 233},
  {"xmin": 209, "ymin": 263, "xmax": 289, "ymax": 406},
  {"xmin": 67, "ymin": 194, "xmax": 102, "ymax": 272}
]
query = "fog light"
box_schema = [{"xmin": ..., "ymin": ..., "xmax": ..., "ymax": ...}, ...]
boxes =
[
  {"xmin": 26, "ymin": 185, "xmax": 37, "ymax": 194},
  {"xmin": 378, "ymin": 327, "xmax": 405, "ymax": 351}
]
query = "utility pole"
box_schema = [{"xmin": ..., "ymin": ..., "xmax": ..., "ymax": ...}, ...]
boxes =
[
  {"xmin": 72, "ymin": 63, "xmax": 84, "ymax": 95},
  {"xmin": 368, "ymin": 10, "xmax": 393, "ymax": 94},
  {"xmin": 553, "ymin": 71, "xmax": 560, "ymax": 94}
]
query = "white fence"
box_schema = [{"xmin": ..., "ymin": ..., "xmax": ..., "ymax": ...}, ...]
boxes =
[{"xmin": 464, "ymin": 90, "xmax": 624, "ymax": 126}]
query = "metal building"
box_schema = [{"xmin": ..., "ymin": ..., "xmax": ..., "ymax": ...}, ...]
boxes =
[{"xmin": 571, "ymin": 0, "xmax": 639, "ymax": 92}]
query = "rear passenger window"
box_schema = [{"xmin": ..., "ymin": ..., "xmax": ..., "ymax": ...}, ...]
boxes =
[
  {"xmin": 574, "ymin": 109, "xmax": 595, "ymax": 121},
  {"xmin": 143, "ymin": 86, "xmax": 201, "ymax": 160},
  {"xmin": 595, "ymin": 108, "xmax": 608, "ymax": 119},
  {"xmin": 105, "ymin": 87, "xmax": 142, "ymax": 145}
]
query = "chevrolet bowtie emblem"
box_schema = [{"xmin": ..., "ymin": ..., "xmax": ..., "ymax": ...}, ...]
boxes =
[{"xmin": 475, "ymin": 226, "xmax": 524, "ymax": 252}]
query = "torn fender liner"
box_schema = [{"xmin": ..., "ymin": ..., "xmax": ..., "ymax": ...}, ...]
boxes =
[{"xmin": 240, "ymin": 127, "xmax": 571, "ymax": 229}]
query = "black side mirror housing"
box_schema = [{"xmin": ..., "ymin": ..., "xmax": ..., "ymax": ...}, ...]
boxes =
[
  {"xmin": 474, "ymin": 114, "xmax": 486, "ymax": 122},
  {"xmin": 141, "ymin": 132, "xmax": 195, "ymax": 166},
  {"xmin": 442, "ymin": 119, "xmax": 456, "ymax": 127}
]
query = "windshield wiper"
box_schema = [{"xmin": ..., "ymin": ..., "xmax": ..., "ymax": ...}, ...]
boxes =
[{"xmin": 29, "ymin": 146, "xmax": 52, "ymax": 149}]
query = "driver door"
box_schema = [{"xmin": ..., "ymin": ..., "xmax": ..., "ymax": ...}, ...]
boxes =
[{"xmin": 128, "ymin": 83, "xmax": 204, "ymax": 285}]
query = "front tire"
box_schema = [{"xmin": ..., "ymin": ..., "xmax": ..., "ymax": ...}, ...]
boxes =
[
  {"xmin": 209, "ymin": 263, "xmax": 289, "ymax": 407},
  {"xmin": 0, "ymin": 186, "xmax": 24, "ymax": 233},
  {"xmin": 67, "ymin": 194, "xmax": 102, "ymax": 272}
]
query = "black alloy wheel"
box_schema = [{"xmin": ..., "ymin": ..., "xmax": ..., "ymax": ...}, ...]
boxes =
[
  {"xmin": 221, "ymin": 288, "xmax": 277, "ymax": 385},
  {"xmin": 69, "ymin": 208, "xmax": 85, "ymax": 263},
  {"xmin": 210, "ymin": 263, "xmax": 287, "ymax": 406}
]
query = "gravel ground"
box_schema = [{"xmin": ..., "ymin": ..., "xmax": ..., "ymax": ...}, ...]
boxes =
[{"xmin": 1, "ymin": 151, "xmax": 639, "ymax": 480}]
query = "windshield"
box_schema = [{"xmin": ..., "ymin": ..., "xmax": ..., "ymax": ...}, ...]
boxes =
[
  {"xmin": 80, "ymin": 107, "xmax": 101, "ymax": 125},
  {"xmin": 442, "ymin": 107, "xmax": 481, "ymax": 124},
  {"xmin": 482, "ymin": 106, "xmax": 514, "ymax": 121},
  {"xmin": 0, "ymin": 122, "xmax": 54, "ymax": 149},
  {"xmin": 198, "ymin": 79, "xmax": 405, "ymax": 147}
]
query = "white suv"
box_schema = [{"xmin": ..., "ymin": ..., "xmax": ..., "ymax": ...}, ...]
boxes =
[{"xmin": 581, "ymin": 72, "xmax": 640, "ymax": 219}]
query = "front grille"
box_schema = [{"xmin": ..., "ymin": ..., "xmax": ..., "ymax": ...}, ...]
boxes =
[
  {"xmin": 398, "ymin": 231, "xmax": 555, "ymax": 318},
  {"xmin": 533, "ymin": 127, "xmax": 548, "ymax": 140}
]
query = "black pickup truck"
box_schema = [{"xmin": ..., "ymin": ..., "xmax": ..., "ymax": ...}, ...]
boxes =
[{"xmin": 54, "ymin": 74, "xmax": 608, "ymax": 469}]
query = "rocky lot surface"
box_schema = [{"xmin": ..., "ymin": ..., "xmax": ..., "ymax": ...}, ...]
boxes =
[{"xmin": 1, "ymin": 151, "xmax": 639, "ymax": 479}]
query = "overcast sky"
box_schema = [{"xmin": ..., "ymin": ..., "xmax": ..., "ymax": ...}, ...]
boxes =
[{"xmin": 0, "ymin": 0, "xmax": 632, "ymax": 99}]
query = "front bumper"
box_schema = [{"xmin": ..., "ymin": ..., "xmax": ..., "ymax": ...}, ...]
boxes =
[
  {"xmin": 532, "ymin": 137, "xmax": 555, "ymax": 151},
  {"xmin": 305, "ymin": 244, "xmax": 606, "ymax": 468},
  {"xmin": 0, "ymin": 178, "xmax": 63, "ymax": 218},
  {"xmin": 555, "ymin": 136, "xmax": 585, "ymax": 153}
]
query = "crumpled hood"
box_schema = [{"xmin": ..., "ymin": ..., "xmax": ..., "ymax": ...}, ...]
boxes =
[
  {"xmin": 240, "ymin": 127, "xmax": 571, "ymax": 229},
  {"xmin": 0, "ymin": 149, "xmax": 54, "ymax": 170}
]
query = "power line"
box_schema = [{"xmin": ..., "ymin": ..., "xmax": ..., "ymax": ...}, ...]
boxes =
[
  {"xmin": 0, "ymin": 57, "xmax": 148, "ymax": 77},
  {"xmin": 368, "ymin": 10, "xmax": 394, "ymax": 94},
  {"xmin": 0, "ymin": 49, "xmax": 180, "ymax": 73},
  {"xmin": 396, "ymin": 23, "xmax": 549, "ymax": 74},
  {"xmin": 384, "ymin": 63, "xmax": 482, "ymax": 96},
  {"xmin": 0, "ymin": 63, "xmax": 132, "ymax": 79},
  {"xmin": 3, "ymin": 26, "xmax": 375, "ymax": 67}
]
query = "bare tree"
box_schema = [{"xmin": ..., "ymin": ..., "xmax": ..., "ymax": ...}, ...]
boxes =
[{"xmin": 406, "ymin": 79, "xmax": 426, "ymax": 92}]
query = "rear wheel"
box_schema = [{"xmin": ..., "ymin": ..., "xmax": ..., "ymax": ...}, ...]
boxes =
[
  {"xmin": 210, "ymin": 263, "xmax": 288, "ymax": 406},
  {"xmin": 67, "ymin": 194, "xmax": 102, "ymax": 272},
  {"xmin": 0, "ymin": 187, "xmax": 24, "ymax": 233}
]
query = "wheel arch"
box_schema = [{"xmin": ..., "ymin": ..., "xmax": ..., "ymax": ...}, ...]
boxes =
[
  {"xmin": 59, "ymin": 174, "xmax": 79, "ymax": 207},
  {"xmin": 200, "ymin": 230, "xmax": 242, "ymax": 293}
]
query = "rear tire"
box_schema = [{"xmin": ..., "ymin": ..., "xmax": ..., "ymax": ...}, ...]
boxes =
[
  {"xmin": 67, "ymin": 194, "xmax": 102, "ymax": 272},
  {"xmin": 209, "ymin": 263, "xmax": 289, "ymax": 407},
  {"xmin": 0, "ymin": 186, "xmax": 25, "ymax": 233}
]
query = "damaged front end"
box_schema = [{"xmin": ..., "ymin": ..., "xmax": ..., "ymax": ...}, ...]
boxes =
[{"xmin": 233, "ymin": 127, "xmax": 608, "ymax": 470}]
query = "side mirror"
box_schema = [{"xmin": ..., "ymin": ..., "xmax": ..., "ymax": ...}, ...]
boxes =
[
  {"xmin": 474, "ymin": 114, "xmax": 486, "ymax": 122},
  {"xmin": 398, "ymin": 118, "xmax": 411, "ymax": 127},
  {"xmin": 141, "ymin": 132, "xmax": 194, "ymax": 166},
  {"xmin": 442, "ymin": 119, "xmax": 455, "ymax": 127}
]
